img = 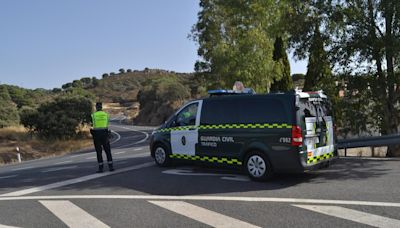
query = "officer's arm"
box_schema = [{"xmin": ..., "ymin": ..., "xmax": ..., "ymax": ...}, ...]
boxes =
[
  {"xmin": 91, "ymin": 113, "xmax": 95, "ymax": 128},
  {"xmin": 106, "ymin": 112, "xmax": 109, "ymax": 128}
]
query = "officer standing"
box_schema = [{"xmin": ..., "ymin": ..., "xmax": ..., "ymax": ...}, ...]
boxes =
[{"xmin": 91, "ymin": 102, "xmax": 114, "ymax": 173}]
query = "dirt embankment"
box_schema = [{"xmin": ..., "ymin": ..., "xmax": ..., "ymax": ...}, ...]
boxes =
[{"xmin": 0, "ymin": 126, "xmax": 93, "ymax": 165}]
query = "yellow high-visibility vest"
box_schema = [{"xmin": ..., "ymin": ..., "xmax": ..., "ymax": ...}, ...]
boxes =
[{"xmin": 92, "ymin": 111, "xmax": 109, "ymax": 129}]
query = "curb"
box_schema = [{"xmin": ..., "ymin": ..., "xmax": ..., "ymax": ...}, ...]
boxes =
[{"xmin": 339, "ymin": 156, "xmax": 400, "ymax": 161}]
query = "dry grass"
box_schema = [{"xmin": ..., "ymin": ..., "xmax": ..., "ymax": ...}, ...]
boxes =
[{"xmin": 0, "ymin": 126, "xmax": 93, "ymax": 165}]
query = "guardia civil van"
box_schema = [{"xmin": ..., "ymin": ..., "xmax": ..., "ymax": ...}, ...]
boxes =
[{"xmin": 149, "ymin": 89, "xmax": 337, "ymax": 181}]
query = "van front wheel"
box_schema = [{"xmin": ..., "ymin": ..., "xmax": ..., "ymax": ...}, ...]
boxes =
[
  {"xmin": 245, "ymin": 151, "xmax": 273, "ymax": 181},
  {"xmin": 153, "ymin": 145, "xmax": 171, "ymax": 167}
]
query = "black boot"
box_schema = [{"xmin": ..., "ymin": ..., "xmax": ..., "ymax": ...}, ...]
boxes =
[
  {"xmin": 108, "ymin": 163, "xmax": 115, "ymax": 172},
  {"xmin": 96, "ymin": 164, "xmax": 104, "ymax": 173}
]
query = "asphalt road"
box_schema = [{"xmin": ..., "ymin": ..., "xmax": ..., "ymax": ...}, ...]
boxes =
[{"xmin": 0, "ymin": 121, "xmax": 400, "ymax": 228}]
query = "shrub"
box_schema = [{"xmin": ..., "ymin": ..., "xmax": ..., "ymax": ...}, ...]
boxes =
[
  {"xmin": 0, "ymin": 85, "xmax": 19, "ymax": 127},
  {"xmin": 135, "ymin": 76, "xmax": 191, "ymax": 125},
  {"xmin": 20, "ymin": 96, "xmax": 93, "ymax": 139},
  {"xmin": 20, "ymin": 107, "xmax": 38, "ymax": 132}
]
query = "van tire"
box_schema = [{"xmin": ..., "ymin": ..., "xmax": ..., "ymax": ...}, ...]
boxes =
[
  {"xmin": 153, "ymin": 144, "xmax": 171, "ymax": 167},
  {"xmin": 245, "ymin": 151, "xmax": 273, "ymax": 181}
]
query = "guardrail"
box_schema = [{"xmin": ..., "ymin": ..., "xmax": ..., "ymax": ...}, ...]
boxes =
[{"xmin": 337, "ymin": 134, "xmax": 400, "ymax": 156}]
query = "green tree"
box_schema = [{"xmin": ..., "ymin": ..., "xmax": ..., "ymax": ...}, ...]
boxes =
[
  {"xmin": 191, "ymin": 0, "xmax": 283, "ymax": 92},
  {"xmin": 303, "ymin": 24, "xmax": 333, "ymax": 92},
  {"xmin": 29, "ymin": 96, "xmax": 92, "ymax": 139},
  {"xmin": 80, "ymin": 77, "xmax": 92, "ymax": 86},
  {"xmin": 52, "ymin": 88, "xmax": 62, "ymax": 93},
  {"xmin": 333, "ymin": 0, "xmax": 400, "ymax": 156},
  {"xmin": 20, "ymin": 107, "xmax": 39, "ymax": 133},
  {"xmin": 7, "ymin": 85, "xmax": 34, "ymax": 108},
  {"xmin": 72, "ymin": 80, "xmax": 83, "ymax": 88},
  {"xmin": 62, "ymin": 83, "xmax": 73, "ymax": 90},
  {"xmin": 136, "ymin": 76, "xmax": 191, "ymax": 125},
  {"xmin": 270, "ymin": 37, "xmax": 293, "ymax": 92},
  {"xmin": 92, "ymin": 77, "xmax": 99, "ymax": 87},
  {"xmin": 0, "ymin": 85, "xmax": 19, "ymax": 127}
]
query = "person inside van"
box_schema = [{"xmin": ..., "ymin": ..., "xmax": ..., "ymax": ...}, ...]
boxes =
[
  {"xmin": 176, "ymin": 104, "xmax": 198, "ymax": 126},
  {"xmin": 233, "ymin": 81, "xmax": 245, "ymax": 92}
]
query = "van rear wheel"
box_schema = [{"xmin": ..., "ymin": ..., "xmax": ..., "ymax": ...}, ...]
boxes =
[
  {"xmin": 245, "ymin": 151, "xmax": 273, "ymax": 181},
  {"xmin": 153, "ymin": 145, "xmax": 171, "ymax": 167}
]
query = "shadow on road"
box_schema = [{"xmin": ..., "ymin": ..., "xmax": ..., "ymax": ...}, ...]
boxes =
[{"xmin": 0, "ymin": 154, "xmax": 395, "ymax": 197}]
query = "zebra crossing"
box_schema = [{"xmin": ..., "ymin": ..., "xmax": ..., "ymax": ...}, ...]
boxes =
[{"xmin": 1, "ymin": 199, "xmax": 400, "ymax": 228}]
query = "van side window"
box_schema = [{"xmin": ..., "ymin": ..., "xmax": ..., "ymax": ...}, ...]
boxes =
[
  {"xmin": 174, "ymin": 103, "xmax": 198, "ymax": 127},
  {"xmin": 201, "ymin": 97, "xmax": 288, "ymax": 125}
]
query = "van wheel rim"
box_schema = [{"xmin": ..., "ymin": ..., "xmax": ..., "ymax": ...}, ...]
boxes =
[
  {"xmin": 155, "ymin": 147, "xmax": 166, "ymax": 164},
  {"xmin": 247, "ymin": 155, "xmax": 266, "ymax": 177}
]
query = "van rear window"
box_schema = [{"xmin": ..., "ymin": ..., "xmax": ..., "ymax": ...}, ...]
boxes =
[
  {"xmin": 299, "ymin": 98, "xmax": 332, "ymax": 118},
  {"xmin": 201, "ymin": 97, "xmax": 289, "ymax": 125}
]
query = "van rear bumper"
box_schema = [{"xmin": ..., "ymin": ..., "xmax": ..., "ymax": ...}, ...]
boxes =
[
  {"xmin": 302, "ymin": 156, "xmax": 337, "ymax": 170},
  {"xmin": 300, "ymin": 147, "xmax": 338, "ymax": 170}
]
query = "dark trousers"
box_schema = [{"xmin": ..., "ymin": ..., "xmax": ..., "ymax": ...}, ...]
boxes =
[{"xmin": 91, "ymin": 129, "xmax": 113, "ymax": 165}]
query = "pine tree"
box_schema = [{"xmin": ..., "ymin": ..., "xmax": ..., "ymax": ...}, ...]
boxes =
[
  {"xmin": 303, "ymin": 25, "xmax": 332, "ymax": 92},
  {"xmin": 270, "ymin": 37, "xmax": 293, "ymax": 92}
]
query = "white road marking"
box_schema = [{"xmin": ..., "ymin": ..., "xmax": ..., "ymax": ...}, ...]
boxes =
[
  {"xmin": 117, "ymin": 152, "xmax": 149, "ymax": 160},
  {"xmin": 113, "ymin": 125, "xmax": 149, "ymax": 148},
  {"xmin": 2, "ymin": 195, "xmax": 400, "ymax": 208},
  {"xmin": 149, "ymin": 200, "xmax": 260, "ymax": 228},
  {"xmin": 86, "ymin": 156, "xmax": 96, "ymax": 160},
  {"xmin": 134, "ymin": 148, "xmax": 143, "ymax": 151},
  {"xmin": 41, "ymin": 166, "xmax": 78, "ymax": 173},
  {"xmin": 221, "ymin": 176, "xmax": 250, "ymax": 182},
  {"xmin": 0, "ymin": 162, "xmax": 153, "ymax": 197},
  {"xmin": 0, "ymin": 175, "xmax": 18, "ymax": 180},
  {"xmin": 70, "ymin": 154, "xmax": 85, "ymax": 158},
  {"xmin": 293, "ymin": 204, "xmax": 400, "ymax": 228},
  {"xmin": 11, "ymin": 166, "xmax": 33, "ymax": 171},
  {"xmin": 110, "ymin": 130, "xmax": 121, "ymax": 144},
  {"xmin": 55, "ymin": 160, "xmax": 72, "ymax": 165},
  {"xmin": 114, "ymin": 151, "xmax": 126, "ymax": 155},
  {"xmin": 40, "ymin": 200, "xmax": 109, "ymax": 228},
  {"xmin": 0, "ymin": 224, "xmax": 21, "ymax": 228}
]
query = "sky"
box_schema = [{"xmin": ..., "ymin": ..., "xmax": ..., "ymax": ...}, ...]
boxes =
[{"xmin": 0, "ymin": 0, "xmax": 307, "ymax": 89}]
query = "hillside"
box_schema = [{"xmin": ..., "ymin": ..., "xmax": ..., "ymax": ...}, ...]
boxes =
[
  {"xmin": 60, "ymin": 68, "xmax": 206, "ymax": 125},
  {"xmin": 2, "ymin": 69, "xmax": 304, "ymax": 127}
]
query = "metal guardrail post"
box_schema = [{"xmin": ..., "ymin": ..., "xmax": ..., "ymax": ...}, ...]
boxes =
[
  {"xmin": 16, "ymin": 147, "xmax": 21, "ymax": 163},
  {"xmin": 344, "ymin": 147, "xmax": 347, "ymax": 157}
]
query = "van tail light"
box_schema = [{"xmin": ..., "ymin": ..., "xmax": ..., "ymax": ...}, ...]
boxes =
[{"xmin": 292, "ymin": 125, "xmax": 303, "ymax": 146}]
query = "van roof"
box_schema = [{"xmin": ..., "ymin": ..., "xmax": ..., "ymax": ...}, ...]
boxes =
[{"xmin": 194, "ymin": 90, "xmax": 328, "ymax": 104}]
